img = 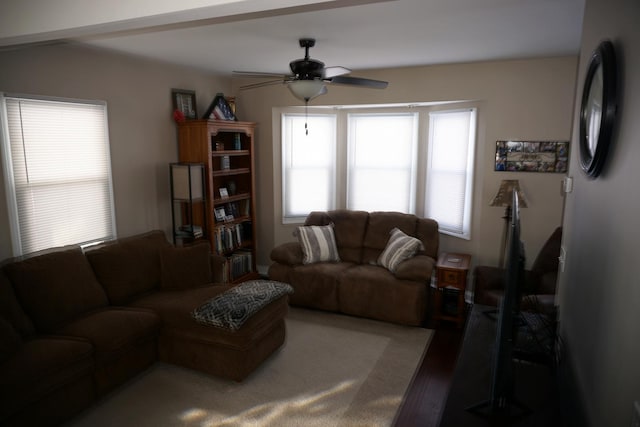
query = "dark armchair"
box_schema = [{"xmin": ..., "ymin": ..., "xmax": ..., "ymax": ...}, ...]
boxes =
[{"xmin": 473, "ymin": 227, "xmax": 562, "ymax": 309}]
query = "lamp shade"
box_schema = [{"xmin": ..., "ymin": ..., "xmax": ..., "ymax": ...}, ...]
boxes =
[
  {"xmin": 171, "ymin": 163, "xmax": 204, "ymax": 201},
  {"xmin": 489, "ymin": 179, "xmax": 528, "ymax": 208},
  {"xmin": 288, "ymin": 79, "xmax": 326, "ymax": 101}
]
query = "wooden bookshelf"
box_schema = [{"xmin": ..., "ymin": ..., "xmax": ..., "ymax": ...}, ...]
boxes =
[{"xmin": 177, "ymin": 119, "xmax": 259, "ymax": 283}]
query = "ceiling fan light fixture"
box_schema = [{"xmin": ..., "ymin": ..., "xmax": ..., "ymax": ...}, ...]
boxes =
[{"xmin": 288, "ymin": 79, "xmax": 325, "ymax": 101}]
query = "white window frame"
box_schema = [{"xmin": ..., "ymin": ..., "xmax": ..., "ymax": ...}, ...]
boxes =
[{"xmin": 0, "ymin": 93, "xmax": 117, "ymax": 256}]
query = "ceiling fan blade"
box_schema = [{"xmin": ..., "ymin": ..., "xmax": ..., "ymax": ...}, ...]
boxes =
[
  {"xmin": 239, "ymin": 79, "xmax": 285, "ymax": 90},
  {"xmin": 233, "ymin": 70, "xmax": 290, "ymax": 79},
  {"xmin": 327, "ymin": 75, "xmax": 388, "ymax": 89},
  {"xmin": 322, "ymin": 66, "xmax": 351, "ymax": 79}
]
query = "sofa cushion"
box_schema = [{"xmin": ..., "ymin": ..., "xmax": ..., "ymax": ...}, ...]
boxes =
[
  {"xmin": 305, "ymin": 210, "xmax": 369, "ymax": 263},
  {"xmin": 338, "ymin": 264, "xmax": 428, "ymax": 326},
  {"xmin": 0, "ymin": 317, "xmax": 22, "ymax": 364},
  {"xmin": 5, "ymin": 247, "xmax": 109, "ymax": 333},
  {"xmin": 56, "ymin": 307, "xmax": 160, "ymax": 360},
  {"xmin": 285, "ymin": 262, "xmax": 354, "ymax": 311},
  {"xmin": 160, "ymin": 242, "xmax": 212, "ymax": 290},
  {"xmin": 362, "ymin": 212, "xmax": 418, "ymax": 264},
  {"xmin": 296, "ymin": 224, "xmax": 340, "ymax": 264},
  {"xmin": 85, "ymin": 230, "xmax": 171, "ymax": 304},
  {"xmin": 378, "ymin": 227, "xmax": 423, "ymax": 273},
  {"xmin": 0, "ymin": 269, "xmax": 35, "ymax": 337}
]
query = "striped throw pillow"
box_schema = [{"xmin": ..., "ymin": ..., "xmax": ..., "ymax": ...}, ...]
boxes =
[
  {"xmin": 378, "ymin": 228, "xmax": 423, "ymax": 273},
  {"xmin": 297, "ymin": 224, "xmax": 340, "ymax": 264}
]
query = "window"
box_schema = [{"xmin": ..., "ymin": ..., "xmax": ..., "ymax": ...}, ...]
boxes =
[
  {"xmin": 425, "ymin": 108, "xmax": 477, "ymax": 239},
  {"xmin": 279, "ymin": 104, "xmax": 477, "ymax": 240},
  {"xmin": 282, "ymin": 113, "xmax": 336, "ymax": 223},
  {"xmin": 347, "ymin": 113, "xmax": 418, "ymax": 212},
  {"xmin": 0, "ymin": 94, "xmax": 116, "ymax": 256}
]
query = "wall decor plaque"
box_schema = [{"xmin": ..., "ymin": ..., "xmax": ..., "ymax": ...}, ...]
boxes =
[{"xmin": 495, "ymin": 140, "xmax": 568, "ymax": 173}]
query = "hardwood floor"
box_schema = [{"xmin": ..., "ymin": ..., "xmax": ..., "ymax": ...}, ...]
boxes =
[{"xmin": 393, "ymin": 318, "xmax": 466, "ymax": 427}]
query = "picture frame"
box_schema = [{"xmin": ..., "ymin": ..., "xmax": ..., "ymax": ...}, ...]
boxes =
[
  {"xmin": 171, "ymin": 89, "xmax": 197, "ymax": 119},
  {"xmin": 202, "ymin": 93, "xmax": 236, "ymax": 121},
  {"xmin": 495, "ymin": 140, "xmax": 569, "ymax": 173},
  {"xmin": 219, "ymin": 187, "xmax": 229, "ymax": 199},
  {"xmin": 214, "ymin": 207, "xmax": 226, "ymax": 222}
]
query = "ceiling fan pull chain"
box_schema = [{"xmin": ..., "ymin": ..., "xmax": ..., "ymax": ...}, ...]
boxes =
[{"xmin": 305, "ymin": 101, "xmax": 309, "ymax": 135}]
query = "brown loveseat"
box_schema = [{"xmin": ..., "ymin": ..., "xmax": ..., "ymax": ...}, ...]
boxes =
[
  {"xmin": 0, "ymin": 230, "xmax": 289, "ymax": 427},
  {"xmin": 268, "ymin": 210, "xmax": 439, "ymax": 326}
]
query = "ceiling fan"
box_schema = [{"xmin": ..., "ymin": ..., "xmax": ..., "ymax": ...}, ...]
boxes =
[{"xmin": 233, "ymin": 38, "xmax": 388, "ymax": 102}]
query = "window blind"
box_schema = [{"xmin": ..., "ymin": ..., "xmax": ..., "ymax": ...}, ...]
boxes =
[
  {"xmin": 1, "ymin": 95, "xmax": 116, "ymax": 255},
  {"xmin": 282, "ymin": 113, "xmax": 336, "ymax": 222},
  {"xmin": 425, "ymin": 109, "xmax": 476, "ymax": 239},
  {"xmin": 347, "ymin": 113, "xmax": 418, "ymax": 213}
]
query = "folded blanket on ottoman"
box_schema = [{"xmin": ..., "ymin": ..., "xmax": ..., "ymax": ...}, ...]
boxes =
[{"xmin": 192, "ymin": 280, "xmax": 293, "ymax": 331}]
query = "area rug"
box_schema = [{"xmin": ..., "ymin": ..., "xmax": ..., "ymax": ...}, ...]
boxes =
[{"xmin": 68, "ymin": 307, "xmax": 433, "ymax": 427}]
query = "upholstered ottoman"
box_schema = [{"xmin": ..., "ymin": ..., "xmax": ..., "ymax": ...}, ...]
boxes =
[{"xmin": 130, "ymin": 280, "xmax": 293, "ymax": 381}]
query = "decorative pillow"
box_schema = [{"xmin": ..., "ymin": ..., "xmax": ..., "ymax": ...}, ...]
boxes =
[
  {"xmin": 5, "ymin": 247, "xmax": 109, "ymax": 333},
  {"xmin": 85, "ymin": 231, "xmax": 171, "ymax": 304},
  {"xmin": 192, "ymin": 280, "xmax": 293, "ymax": 330},
  {"xmin": 160, "ymin": 242, "xmax": 212, "ymax": 290},
  {"xmin": 296, "ymin": 224, "xmax": 340, "ymax": 264},
  {"xmin": 378, "ymin": 228, "xmax": 423, "ymax": 273}
]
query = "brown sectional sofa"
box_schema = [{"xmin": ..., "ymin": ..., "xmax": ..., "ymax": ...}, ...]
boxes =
[
  {"xmin": 0, "ymin": 230, "xmax": 289, "ymax": 427},
  {"xmin": 269, "ymin": 210, "xmax": 439, "ymax": 326}
]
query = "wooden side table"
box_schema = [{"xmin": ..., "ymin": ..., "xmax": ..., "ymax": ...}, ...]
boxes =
[{"xmin": 433, "ymin": 252, "xmax": 471, "ymax": 328}]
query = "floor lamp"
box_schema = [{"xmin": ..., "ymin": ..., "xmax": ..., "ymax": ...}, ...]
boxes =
[{"xmin": 490, "ymin": 180, "xmax": 528, "ymax": 268}]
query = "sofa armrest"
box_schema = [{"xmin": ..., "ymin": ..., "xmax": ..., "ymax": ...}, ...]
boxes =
[
  {"xmin": 270, "ymin": 242, "xmax": 304, "ymax": 266},
  {"xmin": 394, "ymin": 255, "xmax": 435, "ymax": 282},
  {"xmin": 210, "ymin": 253, "xmax": 227, "ymax": 283}
]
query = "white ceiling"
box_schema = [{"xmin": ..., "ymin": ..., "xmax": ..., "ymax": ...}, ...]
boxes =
[{"xmin": 0, "ymin": 0, "xmax": 585, "ymax": 76}]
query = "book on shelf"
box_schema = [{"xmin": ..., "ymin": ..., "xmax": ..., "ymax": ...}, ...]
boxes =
[
  {"xmin": 212, "ymin": 221, "xmax": 252, "ymax": 254},
  {"xmin": 220, "ymin": 155, "xmax": 230, "ymax": 170},
  {"xmin": 223, "ymin": 249, "xmax": 253, "ymax": 282},
  {"xmin": 226, "ymin": 202, "xmax": 239, "ymax": 218},
  {"xmin": 178, "ymin": 224, "xmax": 203, "ymax": 238},
  {"xmin": 214, "ymin": 207, "xmax": 226, "ymax": 222}
]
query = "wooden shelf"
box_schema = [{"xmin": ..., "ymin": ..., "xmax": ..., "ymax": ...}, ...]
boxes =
[
  {"xmin": 212, "ymin": 168, "xmax": 250, "ymax": 177},
  {"xmin": 212, "ymin": 150, "xmax": 250, "ymax": 156},
  {"xmin": 214, "ymin": 192, "xmax": 251, "ymax": 204}
]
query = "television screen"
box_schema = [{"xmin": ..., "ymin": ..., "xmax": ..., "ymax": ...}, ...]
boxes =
[{"xmin": 468, "ymin": 188, "xmax": 527, "ymax": 419}]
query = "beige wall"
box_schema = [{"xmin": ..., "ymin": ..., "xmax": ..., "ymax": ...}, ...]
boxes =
[
  {"xmin": 558, "ymin": 0, "xmax": 640, "ymax": 425},
  {"xmin": 0, "ymin": 43, "xmax": 228, "ymax": 260},
  {"xmin": 0, "ymin": 44, "xmax": 578, "ymax": 286},
  {"xmin": 232, "ymin": 56, "xmax": 578, "ymax": 274}
]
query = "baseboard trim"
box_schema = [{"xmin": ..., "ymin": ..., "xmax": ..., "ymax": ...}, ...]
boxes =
[{"xmin": 257, "ymin": 264, "xmax": 269, "ymax": 278}]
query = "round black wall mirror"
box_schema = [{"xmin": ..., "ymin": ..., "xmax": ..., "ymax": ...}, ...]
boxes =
[{"xmin": 579, "ymin": 40, "xmax": 618, "ymax": 178}]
